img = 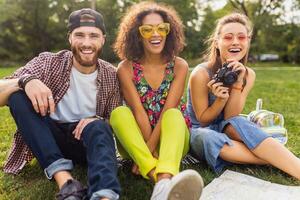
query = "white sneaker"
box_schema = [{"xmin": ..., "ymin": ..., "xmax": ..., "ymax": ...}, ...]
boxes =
[
  {"xmin": 151, "ymin": 178, "xmax": 172, "ymax": 200},
  {"xmin": 150, "ymin": 170, "xmax": 204, "ymax": 200}
]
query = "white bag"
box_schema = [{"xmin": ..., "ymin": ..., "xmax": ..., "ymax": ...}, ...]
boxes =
[{"xmin": 244, "ymin": 99, "xmax": 288, "ymax": 145}]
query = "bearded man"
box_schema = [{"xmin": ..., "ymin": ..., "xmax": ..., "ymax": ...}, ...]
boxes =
[{"xmin": 0, "ymin": 8, "xmax": 121, "ymax": 200}]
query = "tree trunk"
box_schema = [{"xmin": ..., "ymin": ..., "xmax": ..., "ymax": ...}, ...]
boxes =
[{"xmin": 91, "ymin": 0, "xmax": 96, "ymax": 10}]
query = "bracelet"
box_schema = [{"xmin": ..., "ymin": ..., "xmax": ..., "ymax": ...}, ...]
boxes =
[
  {"xmin": 18, "ymin": 75, "xmax": 38, "ymax": 89},
  {"xmin": 17, "ymin": 76, "xmax": 26, "ymax": 89},
  {"xmin": 231, "ymin": 85, "xmax": 243, "ymax": 91}
]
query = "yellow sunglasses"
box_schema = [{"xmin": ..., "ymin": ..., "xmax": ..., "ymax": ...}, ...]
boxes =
[{"xmin": 139, "ymin": 23, "xmax": 170, "ymax": 39}]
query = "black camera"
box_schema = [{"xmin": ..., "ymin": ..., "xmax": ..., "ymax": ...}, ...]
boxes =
[{"xmin": 213, "ymin": 63, "xmax": 239, "ymax": 86}]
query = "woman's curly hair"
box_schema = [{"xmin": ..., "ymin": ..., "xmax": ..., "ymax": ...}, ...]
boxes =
[{"xmin": 114, "ymin": 1, "xmax": 185, "ymax": 62}]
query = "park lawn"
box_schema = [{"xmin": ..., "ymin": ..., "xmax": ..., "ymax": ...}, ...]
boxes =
[{"xmin": 0, "ymin": 63, "xmax": 300, "ymax": 199}]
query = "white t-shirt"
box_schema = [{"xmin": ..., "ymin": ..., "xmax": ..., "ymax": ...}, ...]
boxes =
[{"xmin": 50, "ymin": 67, "xmax": 97, "ymax": 122}]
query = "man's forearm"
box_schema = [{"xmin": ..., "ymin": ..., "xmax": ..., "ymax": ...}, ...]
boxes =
[{"xmin": 0, "ymin": 79, "xmax": 20, "ymax": 106}]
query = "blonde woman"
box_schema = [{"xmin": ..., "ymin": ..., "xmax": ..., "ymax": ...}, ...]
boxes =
[{"xmin": 187, "ymin": 13, "xmax": 300, "ymax": 180}]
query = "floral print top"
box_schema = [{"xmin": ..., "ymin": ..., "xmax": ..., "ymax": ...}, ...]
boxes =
[{"xmin": 132, "ymin": 61, "xmax": 191, "ymax": 129}]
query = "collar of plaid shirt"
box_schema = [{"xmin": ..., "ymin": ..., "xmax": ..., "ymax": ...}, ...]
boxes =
[{"xmin": 3, "ymin": 50, "xmax": 121, "ymax": 174}]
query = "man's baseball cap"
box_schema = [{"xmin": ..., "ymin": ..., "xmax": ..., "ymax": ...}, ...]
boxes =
[{"xmin": 68, "ymin": 8, "xmax": 106, "ymax": 34}]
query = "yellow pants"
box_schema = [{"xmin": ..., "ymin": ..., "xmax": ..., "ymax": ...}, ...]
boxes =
[{"xmin": 110, "ymin": 106, "xmax": 189, "ymax": 180}]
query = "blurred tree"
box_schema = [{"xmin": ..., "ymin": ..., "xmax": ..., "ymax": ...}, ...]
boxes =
[
  {"xmin": 96, "ymin": 0, "xmax": 123, "ymax": 63},
  {"xmin": 91, "ymin": 0, "xmax": 96, "ymax": 10},
  {"xmin": 285, "ymin": 23, "xmax": 300, "ymax": 63},
  {"xmin": 0, "ymin": 0, "xmax": 91, "ymax": 64},
  {"xmin": 0, "ymin": 0, "xmax": 124, "ymax": 64},
  {"xmin": 289, "ymin": 0, "xmax": 300, "ymax": 63},
  {"xmin": 197, "ymin": 4, "xmax": 233, "ymax": 62},
  {"xmin": 226, "ymin": 0, "xmax": 284, "ymax": 56},
  {"xmin": 0, "ymin": 0, "xmax": 299, "ymax": 65},
  {"xmin": 225, "ymin": 0, "xmax": 300, "ymax": 63},
  {"xmin": 157, "ymin": 0, "xmax": 200, "ymax": 59}
]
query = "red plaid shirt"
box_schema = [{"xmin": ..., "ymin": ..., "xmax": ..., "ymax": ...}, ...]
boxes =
[{"xmin": 3, "ymin": 50, "xmax": 122, "ymax": 174}]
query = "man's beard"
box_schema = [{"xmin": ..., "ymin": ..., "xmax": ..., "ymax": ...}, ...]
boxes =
[{"xmin": 71, "ymin": 45, "xmax": 101, "ymax": 67}]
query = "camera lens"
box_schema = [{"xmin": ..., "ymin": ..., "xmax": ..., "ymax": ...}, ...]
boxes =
[{"xmin": 223, "ymin": 71, "xmax": 238, "ymax": 85}]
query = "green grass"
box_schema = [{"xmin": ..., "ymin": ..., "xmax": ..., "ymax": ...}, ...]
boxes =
[
  {"xmin": 0, "ymin": 63, "xmax": 300, "ymax": 199},
  {"xmin": 0, "ymin": 67, "xmax": 17, "ymax": 77}
]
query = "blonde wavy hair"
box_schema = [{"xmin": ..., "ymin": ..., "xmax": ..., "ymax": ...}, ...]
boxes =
[{"xmin": 205, "ymin": 13, "xmax": 253, "ymax": 74}]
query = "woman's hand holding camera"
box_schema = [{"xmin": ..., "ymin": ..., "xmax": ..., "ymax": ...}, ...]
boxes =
[
  {"xmin": 226, "ymin": 59, "xmax": 246, "ymax": 82},
  {"xmin": 207, "ymin": 79, "xmax": 229, "ymax": 100}
]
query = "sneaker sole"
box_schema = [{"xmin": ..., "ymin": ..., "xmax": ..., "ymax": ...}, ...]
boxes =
[{"xmin": 167, "ymin": 170, "xmax": 204, "ymax": 200}]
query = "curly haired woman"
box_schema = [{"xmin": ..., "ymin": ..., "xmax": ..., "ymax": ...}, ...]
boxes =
[{"xmin": 110, "ymin": 2, "xmax": 203, "ymax": 200}]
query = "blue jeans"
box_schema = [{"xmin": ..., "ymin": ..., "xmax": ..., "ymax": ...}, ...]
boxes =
[
  {"xmin": 8, "ymin": 91, "xmax": 120, "ymax": 200},
  {"xmin": 189, "ymin": 116, "xmax": 270, "ymax": 174}
]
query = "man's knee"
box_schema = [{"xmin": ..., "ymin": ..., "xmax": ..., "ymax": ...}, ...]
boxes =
[
  {"xmin": 86, "ymin": 120, "xmax": 111, "ymax": 132},
  {"xmin": 8, "ymin": 90, "xmax": 32, "ymax": 113},
  {"xmin": 83, "ymin": 120, "xmax": 113, "ymax": 142}
]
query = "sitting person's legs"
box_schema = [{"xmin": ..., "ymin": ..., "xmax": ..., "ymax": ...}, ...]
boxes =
[
  {"xmin": 9, "ymin": 91, "xmax": 121, "ymax": 199},
  {"xmin": 110, "ymin": 106, "xmax": 157, "ymax": 179},
  {"xmin": 81, "ymin": 120, "xmax": 120, "ymax": 200},
  {"xmin": 190, "ymin": 125, "xmax": 267, "ymax": 174},
  {"xmin": 111, "ymin": 107, "xmax": 203, "ymax": 200},
  {"xmin": 156, "ymin": 108, "xmax": 189, "ymax": 177},
  {"xmin": 48, "ymin": 120, "xmax": 121, "ymax": 200},
  {"xmin": 223, "ymin": 116, "xmax": 300, "ymax": 180},
  {"xmin": 152, "ymin": 108, "xmax": 203, "ymax": 200},
  {"xmin": 8, "ymin": 91, "xmax": 83, "ymax": 199}
]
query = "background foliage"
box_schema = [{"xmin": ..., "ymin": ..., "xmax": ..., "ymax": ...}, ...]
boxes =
[{"xmin": 0, "ymin": 0, "xmax": 300, "ymax": 66}]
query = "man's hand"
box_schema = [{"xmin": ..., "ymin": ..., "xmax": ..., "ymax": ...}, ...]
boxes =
[
  {"xmin": 73, "ymin": 118, "xmax": 98, "ymax": 140},
  {"xmin": 24, "ymin": 79, "xmax": 55, "ymax": 116}
]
